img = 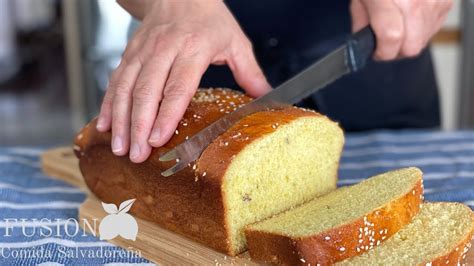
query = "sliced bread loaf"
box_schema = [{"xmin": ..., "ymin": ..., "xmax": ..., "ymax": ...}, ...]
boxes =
[
  {"xmin": 75, "ymin": 88, "xmax": 344, "ymax": 255},
  {"xmin": 338, "ymin": 202, "xmax": 474, "ymax": 265},
  {"xmin": 245, "ymin": 167, "xmax": 424, "ymax": 265}
]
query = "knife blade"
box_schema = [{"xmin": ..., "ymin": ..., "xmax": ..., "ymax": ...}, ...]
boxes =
[{"xmin": 160, "ymin": 26, "xmax": 376, "ymax": 177}]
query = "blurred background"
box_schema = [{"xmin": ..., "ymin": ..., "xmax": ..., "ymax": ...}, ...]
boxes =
[{"xmin": 0, "ymin": 0, "xmax": 473, "ymax": 146}]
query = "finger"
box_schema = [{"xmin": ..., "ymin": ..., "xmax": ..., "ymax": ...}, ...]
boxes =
[
  {"xmin": 228, "ymin": 41, "xmax": 271, "ymax": 98},
  {"xmin": 97, "ymin": 30, "xmax": 145, "ymax": 132},
  {"xmin": 364, "ymin": 0, "xmax": 405, "ymax": 60},
  {"xmin": 129, "ymin": 52, "xmax": 176, "ymax": 163},
  {"xmin": 110, "ymin": 59, "xmax": 142, "ymax": 156},
  {"xmin": 148, "ymin": 55, "xmax": 209, "ymax": 148},
  {"xmin": 350, "ymin": 0, "xmax": 370, "ymax": 33},
  {"xmin": 395, "ymin": 0, "xmax": 426, "ymax": 57},
  {"xmin": 96, "ymin": 61, "xmax": 126, "ymax": 132}
]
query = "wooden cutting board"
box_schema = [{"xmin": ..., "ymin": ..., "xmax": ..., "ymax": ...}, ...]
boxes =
[{"xmin": 41, "ymin": 147, "xmax": 474, "ymax": 265}]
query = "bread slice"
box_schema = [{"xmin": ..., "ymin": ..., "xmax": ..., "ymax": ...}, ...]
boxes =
[
  {"xmin": 338, "ymin": 202, "xmax": 474, "ymax": 265},
  {"xmin": 245, "ymin": 167, "xmax": 424, "ymax": 265},
  {"xmin": 75, "ymin": 88, "xmax": 344, "ymax": 255}
]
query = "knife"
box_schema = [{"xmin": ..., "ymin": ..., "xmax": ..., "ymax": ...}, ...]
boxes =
[{"xmin": 160, "ymin": 26, "xmax": 376, "ymax": 177}]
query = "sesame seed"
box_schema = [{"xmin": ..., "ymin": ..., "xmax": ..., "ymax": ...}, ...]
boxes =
[
  {"xmin": 192, "ymin": 164, "xmax": 197, "ymax": 170},
  {"xmin": 224, "ymin": 142, "xmax": 229, "ymax": 146},
  {"xmin": 232, "ymin": 132, "xmax": 242, "ymax": 138},
  {"xmin": 176, "ymin": 158, "xmax": 180, "ymax": 163},
  {"xmin": 185, "ymin": 136, "xmax": 189, "ymax": 140},
  {"xmin": 300, "ymin": 258, "xmax": 306, "ymax": 263},
  {"xmin": 183, "ymin": 122, "xmax": 188, "ymax": 126},
  {"xmin": 77, "ymin": 133, "xmax": 83, "ymax": 140},
  {"xmin": 195, "ymin": 176, "xmax": 198, "ymax": 182},
  {"xmin": 339, "ymin": 247, "xmax": 345, "ymax": 252},
  {"xmin": 324, "ymin": 236, "xmax": 330, "ymax": 240},
  {"xmin": 175, "ymin": 130, "xmax": 179, "ymax": 135},
  {"xmin": 359, "ymin": 239, "xmax": 363, "ymax": 243},
  {"xmin": 202, "ymin": 172, "xmax": 207, "ymax": 177}
]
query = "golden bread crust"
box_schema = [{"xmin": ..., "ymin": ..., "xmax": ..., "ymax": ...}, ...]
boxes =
[{"xmin": 244, "ymin": 177, "xmax": 424, "ymax": 264}]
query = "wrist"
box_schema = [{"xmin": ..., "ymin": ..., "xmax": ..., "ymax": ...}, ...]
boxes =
[{"xmin": 142, "ymin": 0, "xmax": 224, "ymax": 18}]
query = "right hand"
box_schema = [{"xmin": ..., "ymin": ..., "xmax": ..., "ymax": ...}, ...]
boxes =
[{"xmin": 96, "ymin": 0, "xmax": 271, "ymax": 163}]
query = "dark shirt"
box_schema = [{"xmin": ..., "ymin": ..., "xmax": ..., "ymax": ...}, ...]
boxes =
[{"xmin": 200, "ymin": 1, "xmax": 440, "ymax": 131}]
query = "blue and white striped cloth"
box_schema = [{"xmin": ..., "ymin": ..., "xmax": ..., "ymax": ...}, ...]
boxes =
[{"xmin": 0, "ymin": 130, "xmax": 473, "ymax": 264}]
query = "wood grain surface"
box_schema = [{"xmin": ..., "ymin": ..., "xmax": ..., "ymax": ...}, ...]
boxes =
[{"xmin": 41, "ymin": 147, "xmax": 474, "ymax": 265}]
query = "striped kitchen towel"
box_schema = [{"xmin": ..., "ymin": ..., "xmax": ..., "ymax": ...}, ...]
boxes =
[{"xmin": 0, "ymin": 130, "xmax": 473, "ymax": 264}]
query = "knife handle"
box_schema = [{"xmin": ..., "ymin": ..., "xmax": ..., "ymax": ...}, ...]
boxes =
[{"xmin": 347, "ymin": 26, "xmax": 376, "ymax": 72}]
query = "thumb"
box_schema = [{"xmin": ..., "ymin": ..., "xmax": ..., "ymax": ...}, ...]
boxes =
[
  {"xmin": 350, "ymin": 0, "xmax": 370, "ymax": 32},
  {"xmin": 228, "ymin": 43, "xmax": 271, "ymax": 98}
]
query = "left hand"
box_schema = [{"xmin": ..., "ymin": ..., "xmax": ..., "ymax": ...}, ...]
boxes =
[{"xmin": 350, "ymin": 0, "xmax": 453, "ymax": 60}]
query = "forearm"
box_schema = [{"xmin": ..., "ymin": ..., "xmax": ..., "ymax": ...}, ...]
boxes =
[{"xmin": 116, "ymin": 0, "xmax": 148, "ymax": 20}]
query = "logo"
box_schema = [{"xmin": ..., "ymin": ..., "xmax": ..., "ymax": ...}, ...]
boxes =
[{"xmin": 98, "ymin": 199, "xmax": 138, "ymax": 241}]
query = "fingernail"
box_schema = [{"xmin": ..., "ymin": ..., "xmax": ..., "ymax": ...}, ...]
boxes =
[
  {"xmin": 149, "ymin": 129, "xmax": 160, "ymax": 144},
  {"xmin": 112, "ymin": 136, "xmax": 123, "ymax": 153},
  {"xmin": 96, "ymin": 117, "xmax": 105, "ymax": 130},
  {"xmin": 130, "ymin": 143, "xmax": 140, "ymax": 160}
]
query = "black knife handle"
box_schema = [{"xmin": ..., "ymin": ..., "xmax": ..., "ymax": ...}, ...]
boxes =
[{"xmin": 346, "ymin": 26, "xmax": 376, "ymax": 72}]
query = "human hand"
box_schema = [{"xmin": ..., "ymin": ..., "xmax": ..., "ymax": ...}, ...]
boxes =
[
  {"xmin": 96, "ymin": 0, "xmax": 271, "ymax": 163},
  {"xmin": 350, "ymin": 0, "xmax": 452, "ymax": 60}
]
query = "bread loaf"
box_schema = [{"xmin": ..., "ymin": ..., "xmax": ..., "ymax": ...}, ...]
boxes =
[
  {"xmin": 74, "ymin": 88, "xmax": 344, "ymax": 255},
  {"xmin": 245, "ymin": 167, "xmax": 424, "ymax": 264},
  {"xmin": 338, "ymin": 202, "xmax": 474, "ymax": 265}
]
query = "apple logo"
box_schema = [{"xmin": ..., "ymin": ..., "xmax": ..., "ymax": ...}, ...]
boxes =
[{"xmin": 98, "ymin": 199, "xmax": 138, "ymax": 241}]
